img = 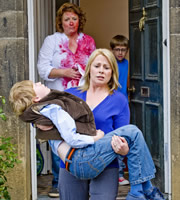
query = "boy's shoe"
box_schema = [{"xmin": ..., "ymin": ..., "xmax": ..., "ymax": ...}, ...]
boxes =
[
  {"xmin": 126, "ymin": 192, "xmax": 146, "ymax": 200},
  {"xmin": 48, "ymin": 187, "xmax": 59, "ymax": 198},
  {"xmin": 144, "ymin": 187, "xmax": 165, "ymax": 200},
  {"xmin": 119, "ymin": 177, "xmax": 130, "ymax": 185}
]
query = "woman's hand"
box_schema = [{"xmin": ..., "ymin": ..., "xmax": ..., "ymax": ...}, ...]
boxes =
[
  {"xmin": 63, "ymin": 68, "xmax": 81, "ymax": 79},
  {"xmin": 93, "ymin": 129, "xmax": 104, "ymax": 142},
  {"xmin": 48, "ymin": 68, "xmax": 81, "ymax": 79},
  {"xmin": 36, "ymin": 124, "xmax": 54, "ymax": 131},
  {"xmin": 111, "ymin": 135, "xmax": 129, "ymax": 155}
]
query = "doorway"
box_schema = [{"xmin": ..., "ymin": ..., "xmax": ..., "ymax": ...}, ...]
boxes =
[
  {"xmin": 28, "ymin": 0, "xmax": 171, "ymax": 199},
  {"xmin": 80, "ymin": 0, "xmax": 170, "ymax": 195}
]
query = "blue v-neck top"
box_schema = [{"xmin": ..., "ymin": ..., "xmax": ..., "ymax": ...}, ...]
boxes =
[{"xmin": 60, "ymin": 87, "xmax": 130, "ymax": 168}]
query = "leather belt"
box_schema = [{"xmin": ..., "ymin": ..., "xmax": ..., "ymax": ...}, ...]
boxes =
[{"xmin": 65, "ymin": 148, "xmax": 75, "ymax": 171}]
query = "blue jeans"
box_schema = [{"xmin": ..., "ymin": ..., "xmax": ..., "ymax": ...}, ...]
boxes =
[
  {"xmin": 118, "ymin": 157, "xmax": 126, "ymax": 177},
  {"xmin": 51, "ymin": 150, "xmax": 60, "ymax": 188},
  {"xmin": 66, "ymin": 125, "xmax": 156, "ymax": 185}
]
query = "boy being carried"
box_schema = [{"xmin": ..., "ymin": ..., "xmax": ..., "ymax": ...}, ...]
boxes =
[{"xmin": 9, "ymin": 81, "xmax": 165, "ymax": 200}]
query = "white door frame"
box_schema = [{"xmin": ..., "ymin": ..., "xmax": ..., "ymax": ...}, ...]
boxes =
[
  {"xmin": 27, "ymin": 0, "xmax": 171, "ymax": 199},
  {"xmin": 162, "ymin": 0, "xmax": 171, "ymax": 199},
  {"xmin": 27, "ymin": 0, "xmax": 37, "ymax": 199},
  {"xmin": 27, "ymin": 0, "xmax": 56, "ymax": 199}
]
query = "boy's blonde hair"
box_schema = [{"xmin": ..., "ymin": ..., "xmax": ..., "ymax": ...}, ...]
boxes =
[
  {"xmin": 9, "ymin": 80, "xmax": 36, "ymax": 116},
  {"xmin": 110, "ymin": 35, "xmax": 129, "ymax": 49},
  {"xmin": 79, "ymin": 48, "xmax": 119, "ymax": 94}
]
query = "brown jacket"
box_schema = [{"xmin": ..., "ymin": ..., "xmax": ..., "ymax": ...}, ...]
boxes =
[{"xmin": 20, "ymin": 90, "xmax": 96, "ymax": 140}]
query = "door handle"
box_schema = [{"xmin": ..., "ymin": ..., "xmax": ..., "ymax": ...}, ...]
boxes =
[
  {"xmin": 128, "ymin": 85, "xmax": 136, "ymax": 93},
  {"xmin": 139, "ymin": 7, "xmax": 147, "ymax": 31}
]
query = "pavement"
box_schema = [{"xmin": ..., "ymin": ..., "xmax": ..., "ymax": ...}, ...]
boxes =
[{"xmin": 38, "ymin": 196, "xmax": 59, "ymax": 200}]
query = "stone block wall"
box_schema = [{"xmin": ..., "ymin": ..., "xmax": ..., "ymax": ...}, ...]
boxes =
[
  {"xmin": 0, "ymin": 0, "xmax": 31, "ymax": 199},
  {"xmin": 170, "ymin": 0, "xmax": 180, "ymax": 199},
  {"xmin": 0, "ymin": 0, "xmax": 180, "ymax": 199}
]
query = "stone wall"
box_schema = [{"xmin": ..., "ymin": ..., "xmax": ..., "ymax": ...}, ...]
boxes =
[
  {"xmin": 0, "ymin": 0, "xmax": 180, "ymax": 199},
  {"xmin": 0, "ymin": 0, "xmax": 31, "ymax": 199},
  {"xmin": 170, "ymin": 0, "xmax": 180, "ymax": 199}
]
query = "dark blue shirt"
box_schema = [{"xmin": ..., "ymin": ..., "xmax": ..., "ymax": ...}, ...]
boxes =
[{"xmin": 117, "ymin": 58, "xmax": 129, "ymax": 99}]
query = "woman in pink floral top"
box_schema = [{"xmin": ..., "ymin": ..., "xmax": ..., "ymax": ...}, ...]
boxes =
[
  {"xmin": 37, "ymin": 3, "xmax": 96, "ymax": 91},
  {"xmin": 37, "ymin": 3, "xmax": 96, "ymax": 198}
]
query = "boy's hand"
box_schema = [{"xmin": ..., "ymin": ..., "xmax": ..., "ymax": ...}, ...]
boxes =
[
  {"xmin": 36, "ymin": 124, "xmax": 54, "ymax": 131},
  {"xmin": 93, "ymin": 129, "xmax": 104, "ymax": 142},
  {"xmin": 111, "ymin": 135, "xmax": 129, "ymax": 155}
]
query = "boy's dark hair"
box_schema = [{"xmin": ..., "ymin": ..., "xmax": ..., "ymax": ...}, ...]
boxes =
[{"xmin": 110, "ymin": 35, "xmax": 129, "ymax": 50}]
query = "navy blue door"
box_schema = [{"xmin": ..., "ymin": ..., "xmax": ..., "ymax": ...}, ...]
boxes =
[{"xmin": 129, "ymin": 0, "xmax": 164, "ymax": 191}]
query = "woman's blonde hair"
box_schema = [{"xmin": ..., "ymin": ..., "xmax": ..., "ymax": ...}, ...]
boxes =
[
  {"xmin": 80, "ymin": 48, "xmax": 119, "ymax": 94},
  {"xmin": 56, "ymin": 3, "xmax": 86, "ymax": 33},
  {"xmin": 9, "ymin": 80, "xmax": 36, "ymax": 116}
]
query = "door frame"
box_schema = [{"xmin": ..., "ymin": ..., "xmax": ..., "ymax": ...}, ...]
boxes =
[
  {"xmin": 27, "ymin": 0, "xmax": 37, "ymax": 199},
  {"xmin": 27, "ymin": 0, "xmax": 171, "ymax": 199},
  {"xmin": 162, "ymin": 0, "xmax": 171, "ymax": 199},
  {"xmin": 27, "ymin": 0, "xmax": 56, "ymax": 199}
]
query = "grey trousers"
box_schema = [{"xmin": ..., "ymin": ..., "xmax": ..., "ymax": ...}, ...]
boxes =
[{"xmin": 58, "ymin": 167, "xmax": 119, "ymax": 200}]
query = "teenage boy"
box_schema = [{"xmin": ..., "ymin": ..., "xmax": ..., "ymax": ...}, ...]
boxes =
[
  {"xmin": 110, "ymin": 35, "xmax": 130, "ymax": 185},
  {"xmin": 110, "ymin": 35, "xmax": 129, "ymax": 99}
]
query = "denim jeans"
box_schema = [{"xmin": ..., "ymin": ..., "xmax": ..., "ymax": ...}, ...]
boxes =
[
  {"xmin": 51, "ymin": 150, "xmax": 60, "ymax": 188},
  {"xmin": 66, "ymin": 125, "xmax": 156, "ymax": 185},
  {"xmin": 118, "ymin": 157, "xmax": 126, "ymax": 177}
]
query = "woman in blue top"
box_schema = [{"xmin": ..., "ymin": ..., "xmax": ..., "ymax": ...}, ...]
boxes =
[
  {"xmin": 59, "ymin": 49, "xmax": 165, "ymax": 200},
  {"xmin": 59, "ymin": 48, "xmax": 130, "ymax": 200}
]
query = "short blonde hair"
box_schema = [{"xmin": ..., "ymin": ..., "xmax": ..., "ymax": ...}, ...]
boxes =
[
  {"xmin": 56, "ymin": 3, "xmax": 86, "ymax": 33},
  {"xmin": 9, "ymin": 80, "xmax": 36, "ymax": 116},
  {"xmin": 80, "ymin": 49, "xmax": 119, "ymax": 94}
]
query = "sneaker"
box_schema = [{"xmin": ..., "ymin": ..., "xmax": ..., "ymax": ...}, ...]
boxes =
[
  {"xmin": 126, "ymin": 192, "xmax": 146, "ymax": 200},
  {"xmin": 119, "ymin": 177, "xmax": 130, "ymax": 185},
  {"xmin": 48, "ymin": 187, "xmax": 59, "ymax": 198},
  {"xmin": 144, "ymin": 186, "xmax": 165, "ymax": 200}
]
